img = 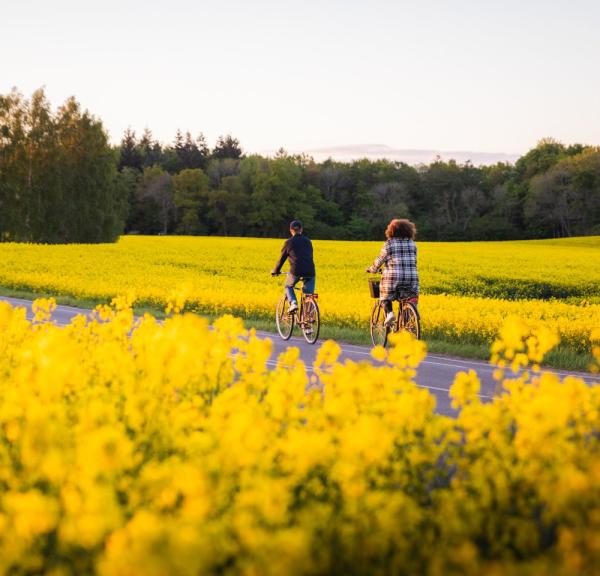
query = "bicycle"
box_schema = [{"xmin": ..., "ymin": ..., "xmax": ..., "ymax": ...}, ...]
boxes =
[
  {"xmin": 368, "ymin": 276, "xmax": 420, "ymax": 347},
  {"xmin": 273, "ymin": 275, "xmax": 320, "ymax": 344}
]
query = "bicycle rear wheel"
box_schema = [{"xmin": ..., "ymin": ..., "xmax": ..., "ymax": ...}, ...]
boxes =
[
  {"xmin": 370, "ymin": 301, "xmax": 389, "ymax": 347},
  {"xmin": 276, "ymin": 295, "xmax": 294, "ymax": 340},
  {"xmin": 301, "ymin": 297, "xmax": 320, "ymax": 344},
  {"xmin": 397, "ymin": 302, "xmax": 421, "ymax": 339}
]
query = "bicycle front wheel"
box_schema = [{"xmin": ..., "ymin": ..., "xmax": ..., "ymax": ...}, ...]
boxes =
[
  {"xmin": 301, "ymin": 297, "xmax": 320, "ymax": 344},
  {"xmin": 276, "ymin": 296, "xmax": 294, "ymax": 340},
  {"xmin": 398, "ymin": 302, "xmax": 421, "ymax": 339},
  {"xmin": 370, "ymin": 301, "xmax": 389, "ymax": 347}
]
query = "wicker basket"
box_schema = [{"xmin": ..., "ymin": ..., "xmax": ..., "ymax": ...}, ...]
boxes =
[{"xmin": 368, "ymin": 278, "xmax": 380, "ymax": 299}]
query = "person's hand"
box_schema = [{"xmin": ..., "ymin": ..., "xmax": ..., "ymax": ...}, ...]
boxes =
[
  {"xmin": 365, "ymin": 267, "xmax": 373, "ymax": 273},
  {"xmin": 271, "ymin": 270, "xmax": 278, "ymax": 276}
]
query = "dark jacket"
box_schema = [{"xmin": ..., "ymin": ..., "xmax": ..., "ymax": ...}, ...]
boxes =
[{"xmin": 273, "ymin": 234, "xmax": 316, "ymax": 277}]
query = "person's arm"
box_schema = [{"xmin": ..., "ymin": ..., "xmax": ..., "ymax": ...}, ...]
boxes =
[
  {"xmin": 272, "ymin": 240, "xmax": 289, "ymax": 275},
  {"xmin": 366, "ymin": 242, "xmax": 389, "ymax": 273}
]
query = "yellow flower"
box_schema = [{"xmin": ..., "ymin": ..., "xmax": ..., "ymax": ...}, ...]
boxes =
[
  {"xmin": 591, "ymin": 328, "xmax": 600, "ymax": 373},
  {"xmin": 0, "ymin": 287, "xmax": 597, "ymax": 573},
  {"xmin": 32, "ymin": 297, "xmax": 56, "ymax": 324},
  {"xmin": 387, "ymin": 331, "xmax": 427, "ymax": 369},
  {"xmin": 4, "ymin": 490, "xmax": 59, "ymax": 540},
  {"xmin": 370, "ymin": 345, "xmax": 387, "ymax": 362},
  {"xmin": 314, "ymin": 339, "xmax": 341, "ymax": 370},
  {"xmin": 449, "ymin": 369, "xmax": 481, "ymax": 409}
]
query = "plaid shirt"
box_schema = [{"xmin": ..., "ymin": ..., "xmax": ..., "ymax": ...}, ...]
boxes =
[{"xmin": 368, "ymin": 238, "xmax": 419, "ymax": 300}]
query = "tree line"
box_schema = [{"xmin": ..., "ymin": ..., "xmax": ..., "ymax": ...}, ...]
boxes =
[
  {"xmin": 2, "ymin": 88, "xmax": 599, "ymax": 243},
  {"xmin": 0, "ymin": 89, "xmax": 127, "ymax": 243}
]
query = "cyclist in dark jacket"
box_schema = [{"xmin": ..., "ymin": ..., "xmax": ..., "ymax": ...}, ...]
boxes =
[{"xmin": 271, "ymin": 220, "xmax": 316, "ymax": 313}]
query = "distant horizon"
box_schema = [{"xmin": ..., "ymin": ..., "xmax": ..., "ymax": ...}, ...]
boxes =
[{"xmin": 258, "ymin": 143, "xmax": 523, "ymax": 166}]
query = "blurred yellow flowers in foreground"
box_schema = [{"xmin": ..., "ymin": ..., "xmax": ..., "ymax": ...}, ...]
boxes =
[{"xmin": 0, "ymin": 298, "xmax": 598, "ymax": 575}]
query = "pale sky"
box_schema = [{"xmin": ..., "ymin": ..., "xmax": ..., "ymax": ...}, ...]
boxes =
[{"xmin": 2, "ymin": 0, "xmax": 600, "ymax": 156}]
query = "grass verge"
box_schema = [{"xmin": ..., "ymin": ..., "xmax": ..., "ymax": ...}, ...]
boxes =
[{"xmin": 0, "ymin": 285, "xmax": 594, "ymax": 373}]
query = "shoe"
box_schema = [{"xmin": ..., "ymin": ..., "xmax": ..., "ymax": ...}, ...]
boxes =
[
  {"xmin": 384, "ymin": 311, "xmax": 395, "ymax": 326},
  {"xmin": 288, "ymin": 301, "xmax": 298, "ymax": 314}
]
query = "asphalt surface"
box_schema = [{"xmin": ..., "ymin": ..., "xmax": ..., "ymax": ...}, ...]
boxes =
[{"xmin": 2, "ymin": 296, "xmax": 599, "ymax": 417}]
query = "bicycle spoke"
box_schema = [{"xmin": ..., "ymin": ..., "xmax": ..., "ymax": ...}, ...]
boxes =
[
  {"xmin": 396, "ymin": 303, "xmax": 420, "ymax": 339},
  {"xmin": 275, "ymin": 296, "xmax": 294, "ymax": 340},
  {"xmin": 301, "ymin": 298, "xmax": 320, "ymax": 344},
  {"xmin": 370, "ymin": 302, "xmax": 388, "ymax": 347}
]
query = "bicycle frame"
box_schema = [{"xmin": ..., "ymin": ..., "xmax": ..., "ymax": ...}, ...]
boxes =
[
  {"xmin": 294, "ymin": 287, "xmax": 318, "ymax": 327},
  {"xmin": 273, "ymin": 272, "xmax": 320, "ymax": 344},
  {"xmin": 367, "ymin": 272, "xmax": 421, "ymax": 346}
]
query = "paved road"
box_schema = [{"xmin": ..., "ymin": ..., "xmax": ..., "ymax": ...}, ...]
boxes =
[{"xmin": 2, "ymin": 296, "xmax": 599, "ymax": 417}]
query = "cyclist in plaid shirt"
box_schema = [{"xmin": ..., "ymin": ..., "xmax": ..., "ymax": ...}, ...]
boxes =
[{"xmin": 366, "ymin": 219, "xmax": 419, "ymax": 326}]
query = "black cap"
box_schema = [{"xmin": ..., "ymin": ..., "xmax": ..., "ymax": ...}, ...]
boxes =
[{"xmin": 290, "ymin": 220, "xmax": 302, "ymax": 230}]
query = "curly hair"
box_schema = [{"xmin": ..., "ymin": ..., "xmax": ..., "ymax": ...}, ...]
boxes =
[{"xmin": 385, "ymin": 219, "xmax": 417, "ymax": 240}]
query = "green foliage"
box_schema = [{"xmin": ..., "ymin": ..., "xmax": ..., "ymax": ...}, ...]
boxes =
[
  {"xmin": 112, "ymin": 129, "xmax": 600, "ymax": 241},
  {"xmin": 168, "ymin": 143, "xmax": 600, "ymax": 240},
  {"xmin": 118, "ymin": 128, "xmax": 142, "ymax": 172},
  {"xmin": 207, "ymin": 176, "xmax": 248, "ymax": 236},
  {"xmin": 175, "ymin": 131, "xmax": 209, "ymax": 170},
  {"xmin": 212, "ymin": 134, "xmax": 243, "ymax": 160},
  {"xmin": 3, "ymin": 87, "xmax": 599, "ymax": 243},
  {"xmin": 526, "ymin": 149, "xmax": 600, "ymax": 237},
  {"xmin": 173, "ymin": 169, "xmax": 209, "ymax": 235},
  {"xmin": 0, "ymin": 88, "xmax": 125, "ymax": 243}
]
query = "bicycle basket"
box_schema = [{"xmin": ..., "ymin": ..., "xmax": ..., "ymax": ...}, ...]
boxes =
[{"xmin": 368, "ymin": 278, "xmax": 380, "ymax": 299}]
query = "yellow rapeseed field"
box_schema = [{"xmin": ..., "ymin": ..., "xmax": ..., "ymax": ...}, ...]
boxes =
[
  {"xmin": 0, "ymin": 297, "xmax": 598, "ymax": 574},
  {"xmin": 0, "ymin": 235, "xmax": 598, "ymax": 354}
]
